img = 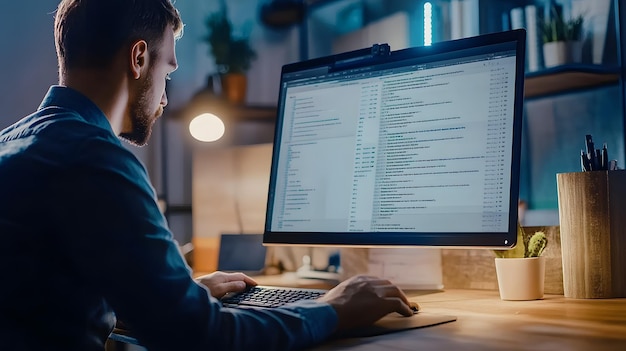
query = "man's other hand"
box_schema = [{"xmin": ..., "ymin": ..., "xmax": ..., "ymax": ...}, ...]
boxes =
[{"xmin": 317, "ymin": 275, "xmax": 413, "ymax": 331}]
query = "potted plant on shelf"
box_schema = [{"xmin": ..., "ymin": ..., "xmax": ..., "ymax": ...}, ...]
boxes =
[
  {"xmin": 540, "ymin": 6, "xmax": 584, "ymax": 68},
  {"xmin": 493, "ymin": 225, "xmax": 548, "ymax": 300},
  {"xmin": 204, "ymin": 2, "xmax": 257, "ymax": 104}
]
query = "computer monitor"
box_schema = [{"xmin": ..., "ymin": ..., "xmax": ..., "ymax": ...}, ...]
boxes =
[{"xmin": 264, "ymin": 29, "xmax": 526, "ymax": 249}]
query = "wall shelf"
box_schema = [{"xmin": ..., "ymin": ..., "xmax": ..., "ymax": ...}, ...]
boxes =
[
  {"xmin": 170, "ymin": 85, "xmax": 277, "ymax": 123},
  {"xmin": 525, "ymin": 64, "xmax": 621, "ymax": 98},
  {"xmin": 227, "ymin": 103, "xmax": 277, "ymax": 122}
]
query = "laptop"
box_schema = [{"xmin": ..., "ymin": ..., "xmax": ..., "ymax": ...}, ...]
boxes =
[{"xmin": 217, "ymin": 234, "xmax": 267, "ymax": 276}]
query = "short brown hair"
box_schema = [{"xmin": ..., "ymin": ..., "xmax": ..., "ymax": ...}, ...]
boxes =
[{"xmin": 55, "ymin": 0, "xmax": 183, "ymax": 75}]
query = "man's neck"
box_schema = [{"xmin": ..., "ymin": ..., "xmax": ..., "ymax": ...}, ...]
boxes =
[{"xmin": 60, "ymin": 68, "xmax": 128, "ymax": 135}]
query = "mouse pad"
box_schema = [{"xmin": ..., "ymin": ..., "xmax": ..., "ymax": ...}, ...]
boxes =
[{"xmin": 336, "ymin": 312, "xmax": 457, "ymax": 338}]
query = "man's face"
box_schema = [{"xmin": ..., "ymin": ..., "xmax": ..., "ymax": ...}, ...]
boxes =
[{"xmin": 121, "ymin": 26, "xmax": 178, "ymax": 146}]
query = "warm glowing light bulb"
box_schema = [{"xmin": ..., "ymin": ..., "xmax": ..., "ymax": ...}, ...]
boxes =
[{"xmin": 189, "ymin": 113, "xmax": 225, "ymax": 142}]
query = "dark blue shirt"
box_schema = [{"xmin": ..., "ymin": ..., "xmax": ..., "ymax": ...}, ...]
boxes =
[{"xmin": 0, "ymin": 86, "xmax": 337, "ymax": 350}]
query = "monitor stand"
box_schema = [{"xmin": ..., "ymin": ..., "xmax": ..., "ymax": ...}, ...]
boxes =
[{"xmin": 296, "ymin": 254, "xmax": 341, "ymax": 282}]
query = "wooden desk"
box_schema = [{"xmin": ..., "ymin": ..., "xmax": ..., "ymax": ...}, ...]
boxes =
[
  {"xmin": 109, "ymin": 285, "xmax": 626, "ymax": 350},
  {"xmin": 313, "ymin": 289, "xmax": 626, "ymax": 350}
]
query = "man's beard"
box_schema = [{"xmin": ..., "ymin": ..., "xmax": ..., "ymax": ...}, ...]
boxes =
[{"xmin": 120, "ymin": 75, "xmax": 162, "ymax": 146}]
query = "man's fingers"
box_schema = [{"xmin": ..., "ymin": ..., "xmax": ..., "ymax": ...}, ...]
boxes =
[
  {"xmin": 224, "ymin": 280, "xmax": 247, "ymax": 292},
  {"xmin": 373, "ymin": 284, "xmax": 410, "ymax": 306},
  {"xmin": 389, "ymin": 297, "xmax": 414, "ymax": 317},
  {"xmin": 213, "ymin": 281, "xmax": 247, "ymax": 298},
  {"xmin": 369, "ymin": 282, "xmax": 414, "ymax": 317},
  {"xmin": 224, "ymin": 272, "xmax": 258, "ymax": 286}
]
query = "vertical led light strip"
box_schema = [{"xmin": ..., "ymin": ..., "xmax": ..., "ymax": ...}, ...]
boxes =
[{"xmin": 424, "ymin": 2, "xmax": 432, "ymax": 46}]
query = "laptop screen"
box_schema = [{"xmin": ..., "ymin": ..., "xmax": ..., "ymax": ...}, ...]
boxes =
[
  {"xmin": 217, "ymin": 234, "xmax": 267, "ymax": 274},
  {"xmin": 265, "ymin": 29, "xmax": 526, "ymax": 247}
]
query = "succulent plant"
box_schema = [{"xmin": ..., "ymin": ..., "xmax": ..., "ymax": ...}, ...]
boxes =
[
  {"xmin": 493, "ymin": 223, "xmax": 525, "ymax": 258},
  {"xmin": 493, "ymin": 225, "xmax": 548, "ymax": 258},
  {"xmin": 526, "ymin": 231, "xmax": 547, "ymax": 258}
]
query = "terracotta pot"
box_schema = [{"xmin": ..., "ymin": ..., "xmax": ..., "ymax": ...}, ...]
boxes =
[{"xmin": 222, "ymin": 73, "xmax": 247, "ymax": 104}]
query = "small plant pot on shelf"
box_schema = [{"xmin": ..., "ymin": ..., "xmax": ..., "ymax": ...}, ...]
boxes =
[
  {"xmin": 542, "ymin": 41, "xmax": 582, "ymax": 68},
  {"xmin": 495, "ymin": 256, "xmax": 545, "ymax": 301},
  {"xmin": 222, "ymin": 73, "xmax": 247, "ymax": 104}
]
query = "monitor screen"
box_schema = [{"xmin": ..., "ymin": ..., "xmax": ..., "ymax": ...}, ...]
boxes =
[{"xmin": 264, "ymin": 29, "xmax": 526, "ymax": 248}]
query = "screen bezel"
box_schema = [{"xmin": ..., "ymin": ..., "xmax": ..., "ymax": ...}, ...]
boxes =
[{"xmin": 263, "ymin": 29, "xmax": 526, "ymax": 249}]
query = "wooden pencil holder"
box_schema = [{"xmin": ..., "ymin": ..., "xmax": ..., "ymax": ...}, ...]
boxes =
[{"xmin": 556, "ymin": 171, "xmax": 626, "ymax": 298}]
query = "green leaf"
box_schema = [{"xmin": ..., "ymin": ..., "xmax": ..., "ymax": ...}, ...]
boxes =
[{"xmin": 203, "ymin": 3, "xmax": 256, "ymax": 74}]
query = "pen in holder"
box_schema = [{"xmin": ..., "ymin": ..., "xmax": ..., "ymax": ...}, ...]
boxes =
[{"xmin": 556, "ymin": 170, "xmax": 626, "ymax": 298}]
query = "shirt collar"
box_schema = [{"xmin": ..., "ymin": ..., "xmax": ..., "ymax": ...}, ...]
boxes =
[{"xmin": 38, "ymin": 85, "xmax": 115, "ymax": 134}]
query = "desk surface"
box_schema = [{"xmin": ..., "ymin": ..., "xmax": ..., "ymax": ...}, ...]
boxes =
[
  {"xmin": 313, "ymin": 289, "xmax": 626, "ymax": 350},
  {"xmin": 112, "ymin": 275, "xmax": 626, "ymax": 350}
]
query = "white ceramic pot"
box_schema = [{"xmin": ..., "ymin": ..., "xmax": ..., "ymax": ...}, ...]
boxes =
[
  {"xmin": 495, "ymin": 256, "xmax": 545, "ymax": 301},
  {"xmin": 543, "ymin": 41, "xmax": 582, "ymax": 68}
]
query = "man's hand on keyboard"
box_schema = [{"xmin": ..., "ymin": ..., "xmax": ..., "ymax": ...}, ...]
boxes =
[
  {"xmin": 317, "ymin": 275, "xmax": 413, "ymax": 331},
  {"xmin": 196, "ymin": 272, "xmax": 258, "ymax": 298}
]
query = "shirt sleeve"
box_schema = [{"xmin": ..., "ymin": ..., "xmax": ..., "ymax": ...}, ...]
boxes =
[{"xmin": 53, "ymin": 136, "xmax": 338, "ymax": 351}]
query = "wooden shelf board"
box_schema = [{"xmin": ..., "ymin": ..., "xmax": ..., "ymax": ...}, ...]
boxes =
[
  {"xmin": 228, "ymin": 104, "xmax": 277, "ymax": 122},
  {"xmin": 525, "ymin": 64, "xmax": 621, "ymax": 98}
]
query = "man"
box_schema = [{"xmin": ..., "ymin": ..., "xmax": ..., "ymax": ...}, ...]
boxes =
[{"xmin": 0, "ymin": 1, "xmax": 413, "ymax": 350}]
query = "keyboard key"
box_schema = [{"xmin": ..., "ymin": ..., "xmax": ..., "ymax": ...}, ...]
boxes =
[{"xmin": 221, "ymin": 285, "xmax": 327, "ymax": 309}]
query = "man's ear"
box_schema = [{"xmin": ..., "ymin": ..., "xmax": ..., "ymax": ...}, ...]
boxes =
[{"xmin": 130, "ymin": 40, "xmax": 149, "ymax": 80}]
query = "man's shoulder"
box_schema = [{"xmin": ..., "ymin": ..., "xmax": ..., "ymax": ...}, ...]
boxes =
[
  {"xmin": 35, "ymin": 106, "xmax": 114, "ymax": 141},
  {"xmin": 0, "ymin": 106, "xmax": 132, "ymax": 170},
  {"xmin": 1, "ymin": 106, "xmax": 112, "ymax": 144}
]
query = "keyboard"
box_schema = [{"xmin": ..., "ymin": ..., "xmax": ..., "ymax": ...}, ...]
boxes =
[{"xmin": 221, "ymin": 285, "xmax": 328, "ymax": 308}]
